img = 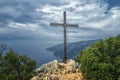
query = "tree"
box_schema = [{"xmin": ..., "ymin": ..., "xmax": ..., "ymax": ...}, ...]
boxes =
[
  {"xmin": 0, "ymin": 44, "xmax": 7, "ymax": 77},
  {"xmin": 75, "ymin": 35, "xmax": 120, "ymax": 80},
  {"xmin": 0, "ymin": 45, "xmax": 37, "ymax": 80}
]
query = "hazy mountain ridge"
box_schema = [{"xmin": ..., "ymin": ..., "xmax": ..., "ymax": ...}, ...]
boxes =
[{"xmin": 47, "ymin": 40, "xmax": 98, "ymax": 59}]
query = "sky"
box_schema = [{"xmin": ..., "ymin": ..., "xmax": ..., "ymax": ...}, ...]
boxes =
[
  {"xmin": 0, "ymin": 0, "xmax": 120, "ymax": 64},
  {"xmin": 0, "ymin": 0, "xmax": 120, "ymax": 42}
]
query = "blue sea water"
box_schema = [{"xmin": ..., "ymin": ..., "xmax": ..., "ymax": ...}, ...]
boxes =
[{"xmin": 0, "ymin": 39, "xmax": 57, "ymax": 68}]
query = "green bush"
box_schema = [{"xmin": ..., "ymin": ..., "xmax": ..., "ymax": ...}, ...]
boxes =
[
  {"xmin": 0, "ymin": 46, "xmax": 37, "ymax": 80},
  {"xmin": 75, "ymin": 35, "xmax": 120, "ymax": 80}
]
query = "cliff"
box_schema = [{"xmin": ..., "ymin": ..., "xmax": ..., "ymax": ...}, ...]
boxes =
[{"xmin": 31, "ymin": 59, "xmax": 85, "ymax": 80}]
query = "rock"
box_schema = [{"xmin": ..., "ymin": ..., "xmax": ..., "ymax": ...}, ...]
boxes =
[
  {"xmin": 31, "ymin": 76, "xmax": 39, "ymax": 80},
  {"xmin": 43, "ymin": 77, "xmax": 50, "ymax": 80},
  {"xmin": 36, "ymin": 60, "xmax": 59, "ymax": 73},
  {"xmin": 32, "ymin": 59, "xmax": 84, "ymax": 80},
  {"xmin": 49, "ymin": 75, "xmax": 59, "ymax": 80}
]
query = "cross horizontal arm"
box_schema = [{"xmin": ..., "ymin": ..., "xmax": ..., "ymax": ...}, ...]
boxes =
[
  {"xmin": 50, "ymin": 23, "xmax": 79, "ymax": 27},
  {"xmin": 67, "ymin": 24, "xmax": 79, "ymax": 27},
  {"xmin": 50, "ymin": 23, "xmax": 64, "ymax": 26}
]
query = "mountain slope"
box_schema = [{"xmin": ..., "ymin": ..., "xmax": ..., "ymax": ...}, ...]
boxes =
[{"xmin": 47, "ymin": 40, "xmax": 98, "ymax": 59}]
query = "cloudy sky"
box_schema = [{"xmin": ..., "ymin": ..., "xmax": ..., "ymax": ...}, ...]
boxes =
[
  {"xmin": 0, "ymin": 0, "xmax": 120, "ymax": 43},
  {"xmin": 0, "ymin": 0, "xmax": 120, "ymax": 62}
]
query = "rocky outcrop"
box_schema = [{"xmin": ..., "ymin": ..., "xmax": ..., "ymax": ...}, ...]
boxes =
[{"xmin": 31, "ymin": 59, "xmax": 85, "ymax": 80}]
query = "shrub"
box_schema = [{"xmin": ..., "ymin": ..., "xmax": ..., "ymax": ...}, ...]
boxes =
[{"xmin": 75, "ymin": 35, "xmax": 120, "ymax": 80}]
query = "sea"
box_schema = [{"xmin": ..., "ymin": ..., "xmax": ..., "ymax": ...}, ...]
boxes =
[{"xmin": 0, "ymin": 39, "xmax": 58, "ymax": 68}]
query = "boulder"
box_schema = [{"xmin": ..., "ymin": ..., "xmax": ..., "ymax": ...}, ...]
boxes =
[
  {"xmin": 31, "ymin": 59, "xmax": 84, "ymax": 80},
  {"xmin": 36, "ymin": 60, "xmax": 59, "ymax": 73}
]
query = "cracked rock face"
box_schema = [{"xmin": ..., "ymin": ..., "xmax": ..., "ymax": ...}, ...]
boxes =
[{"xmin": 31, "ymin": 59, "xmax": 85, "ymax": 80}]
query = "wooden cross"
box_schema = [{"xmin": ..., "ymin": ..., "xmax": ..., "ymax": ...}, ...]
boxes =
[{"xmin": 50, "ymin": 11, "xmax": 79, "ymax": 63}]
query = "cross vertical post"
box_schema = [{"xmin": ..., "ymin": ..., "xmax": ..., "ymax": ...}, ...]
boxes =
[
  {"xmin": 50, "ymin": 11, "xmax": 78, "ymax": 63},
  {"xmin": 63, "ymin": 11, "xmax": 67, "ymax": 63}
]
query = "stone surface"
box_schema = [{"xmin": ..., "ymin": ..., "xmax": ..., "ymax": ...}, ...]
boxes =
[
  {"xmin": 31, "ymin": 59, "xmax": 85, "ymax": 80},
  {"xmin": 31, "ymin": 76, "xmax": 39, "ymax": 80}
]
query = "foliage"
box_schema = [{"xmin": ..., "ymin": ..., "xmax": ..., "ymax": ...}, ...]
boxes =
[
  {"xmin": 75, "ymin": 35, "xmax": 120, "ymax": 80},
  {"xmin": 0, "ymin": 45, "xmax": 36, "ymax": 80}
]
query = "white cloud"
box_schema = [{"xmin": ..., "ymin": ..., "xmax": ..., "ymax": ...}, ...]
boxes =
[
  {"xmin": 0, "ymin": 0, "xmax": 120, "ymax": 42},
  {"xmin": 37, "ymin": 0, "xmax": 108, "ymax": 25},
  {"xmin": 8, "ymin": 22, "xmax": 38, "ymax": 31},
  {"xmin": 32, "ymin": 0, "xmax": 120, "ymax": 41}
]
